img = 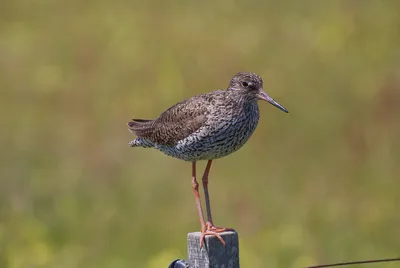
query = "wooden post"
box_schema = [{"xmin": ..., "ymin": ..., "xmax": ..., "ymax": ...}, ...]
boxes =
[{"xmin": 187, "ymin": 231, "xmax": 239, "ymax": 268}]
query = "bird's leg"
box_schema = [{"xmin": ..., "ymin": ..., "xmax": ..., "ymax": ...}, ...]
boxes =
[
  {"xmin": 199, "ymin": 160, "xmax": 234, "ymax": 247},
  {"xmin": 202, "ymin": 160, "xmax": 215, "ymax": 226},
  {"xmin": 191, "ymin": 162, "xmax": 206, "ymax": 231},
  {"xmin": 193, "ymin": 161, "xmax": 223, "ymax": 248}
]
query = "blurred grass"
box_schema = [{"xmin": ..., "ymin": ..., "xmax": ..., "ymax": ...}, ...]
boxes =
[{"xmin": 1, "ymin": 0, "xmax": 400, "ymax": 267}]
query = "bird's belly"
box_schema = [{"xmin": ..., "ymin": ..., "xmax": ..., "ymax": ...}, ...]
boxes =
[{"xmin": 156, "ymin": 115, "xmax": 259, "ymax": 161}]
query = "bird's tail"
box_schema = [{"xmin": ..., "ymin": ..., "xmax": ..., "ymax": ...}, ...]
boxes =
[
  {"xmin": 127, "ymin": 119, "xmax": 154, "ymax": 137},
  {"xmin": 127, "ymin": 119, "xmax": 155, "ymax": 148},
  {"xmin": 128, "ymin": 137, "xmax": 153, "ymax": 147}
]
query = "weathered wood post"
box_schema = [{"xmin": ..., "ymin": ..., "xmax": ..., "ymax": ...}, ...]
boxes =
[{"xmin": 187, "ymin": 231, "xmax": 239, "ymax": 268}]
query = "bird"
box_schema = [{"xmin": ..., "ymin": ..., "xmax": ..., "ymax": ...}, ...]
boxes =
[{"xmin": 127, "ymin": 72, "xmax": 288, "ymax": 248}]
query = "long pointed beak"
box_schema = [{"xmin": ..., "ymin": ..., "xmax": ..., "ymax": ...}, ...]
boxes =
[{"xmin": 257, "ymin": 90, "xmax": 289, "ymax": 113}]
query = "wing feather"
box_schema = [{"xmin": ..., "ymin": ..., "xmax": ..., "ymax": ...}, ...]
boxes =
[{"xmin": 128, "ymin": 94, "xmax": 210, "ymax": 145}]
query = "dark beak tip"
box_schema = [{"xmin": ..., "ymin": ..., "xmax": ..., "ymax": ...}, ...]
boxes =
[
  {"xmin": 271, "ymin": 100, "xmax": 289, "ymax": 114},
  {"xmin": 258, "ymin": 91, "xmax": 288, "ymax": 113}
]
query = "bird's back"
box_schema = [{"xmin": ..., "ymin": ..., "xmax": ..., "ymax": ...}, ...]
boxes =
[{"xmin": 128, "ymin": 93, "xmax": 211, "ymax": 145}]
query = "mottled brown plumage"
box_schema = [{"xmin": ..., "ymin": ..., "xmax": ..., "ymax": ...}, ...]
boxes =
[
  {"xmin": 127, "ymin": 72, "xmax": 288, "ymax": 247},
  {"xmin": 128, "ymin": 97, "xmax": 209, "ymax": 145}
]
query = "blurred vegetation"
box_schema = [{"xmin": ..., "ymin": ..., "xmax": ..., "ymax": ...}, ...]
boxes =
[{"xmin": 1, "ymin": 0, "xmax": 400, "ymax": 267}]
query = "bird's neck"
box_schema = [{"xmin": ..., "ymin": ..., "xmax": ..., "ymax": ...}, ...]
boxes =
[
  {"xmin": 229, "ymin": 90, "xmax": 257, "ymax": 104},
  {"xmin": 245, "ymin": 100, "xmax": 259, "ymax": 114}
]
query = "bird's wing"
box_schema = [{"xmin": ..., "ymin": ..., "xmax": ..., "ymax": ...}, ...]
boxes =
[{"xmin": 128, "ymin": 94, "xmax": 210, "ymax": 145}]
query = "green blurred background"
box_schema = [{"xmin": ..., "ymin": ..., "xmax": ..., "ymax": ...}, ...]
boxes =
[{"xmin": 1, "ymin": 1, "xmax": 400, "ymax": 267}]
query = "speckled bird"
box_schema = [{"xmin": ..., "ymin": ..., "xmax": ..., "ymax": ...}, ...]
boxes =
[{"xmin": 127, "ymin": 72, "xmax": 288, "ymax": 247}]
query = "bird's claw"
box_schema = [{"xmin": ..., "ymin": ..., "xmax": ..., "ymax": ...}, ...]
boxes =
[
  {"xmin": 200, "ymin": 230, "xmax": 225, "ymax": 248},
  {"xmin": 205, "ymin": 222, "xmax": 234, "ymax": 233},
  {"xmin": 199, "ymin": 222, "xmax": 235, "ymax": 248}
]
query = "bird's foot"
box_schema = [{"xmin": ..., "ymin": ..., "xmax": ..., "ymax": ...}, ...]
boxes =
[
  {"xmin": 205, "ymin": 221, "xmax": 234, "ymax": 233},
  {"xmin": 199, "ymin": 222, "xmax": 235, "ymax": 248}
]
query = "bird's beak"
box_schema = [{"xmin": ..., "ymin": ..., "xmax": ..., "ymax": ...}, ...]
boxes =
[{"xmin": 257, "ymin": 90, "xmax": 289, "ymax": 113}]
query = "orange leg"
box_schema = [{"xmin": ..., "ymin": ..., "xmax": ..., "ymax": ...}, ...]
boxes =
[
  {"xmin": 199, "ymin": 160, "xmax": 234, "ymax": 247},
  {"xmin": 191, "ymin": 162, "xmax": 206, "ymax": 230}
]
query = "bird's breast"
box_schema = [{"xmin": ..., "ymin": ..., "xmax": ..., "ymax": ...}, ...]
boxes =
[
  {"xmin": 156, "ymin": 101, "xmax": 260, "ymax": 161},
  {"xmin": 188, "ymin": 102, "xmax": 259, "ymax": 157}
]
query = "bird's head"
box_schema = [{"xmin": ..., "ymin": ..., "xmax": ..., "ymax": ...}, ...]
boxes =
[{"xmin": 228, "ymin": 72, "xmax": 288, "ymax": 113}]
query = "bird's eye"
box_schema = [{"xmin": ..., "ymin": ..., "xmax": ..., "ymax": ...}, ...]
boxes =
[{"xmin": 242, "ymin": 81, "xmax": 249, "ymax": 87}]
